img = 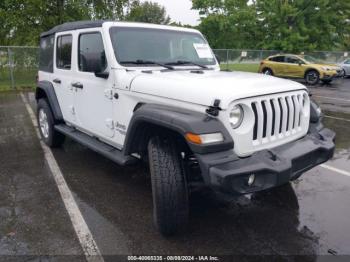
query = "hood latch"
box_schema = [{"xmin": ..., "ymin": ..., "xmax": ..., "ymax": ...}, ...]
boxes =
[{"xmin": 206, "ymin": 99, "xmax": 221, "ymax": 116}]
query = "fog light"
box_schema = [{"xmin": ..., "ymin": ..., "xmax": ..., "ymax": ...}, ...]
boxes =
[{"xmin": 247, "ymin": 174, "xmax": 255, "ymax": 186}]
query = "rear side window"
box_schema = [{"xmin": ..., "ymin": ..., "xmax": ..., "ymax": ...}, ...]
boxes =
[
  {"xmin": 39, "ymin": 35, "xmax": 54, "ymax": 73},
  {"xmin": 56, "ymin": 35, "xmax": 72, "ymax": 70},
  {"xmin": 269, "ymin": 56, "xmax": 285, "ymax": 62},
  {"xmin": 78, "ymin": 32, "xmax": 107, "ymax": 73}
]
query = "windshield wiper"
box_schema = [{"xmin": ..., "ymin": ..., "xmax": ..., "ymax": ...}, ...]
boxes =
[
  {"xmin": 165, "ymin": 60, "xmax": 209, "ymax": 69},
  {"xmin": 119, "ymin": 60, "xmax": 174, "ymax": 70}
]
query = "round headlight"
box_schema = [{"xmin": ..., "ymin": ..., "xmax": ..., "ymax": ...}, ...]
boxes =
[{"xmin": 229, "ymin": 105, "xmax": 243, "ymax": 129}]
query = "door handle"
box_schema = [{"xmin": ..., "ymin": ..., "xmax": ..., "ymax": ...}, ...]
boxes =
[
  {"xmin": 53, "ymin": 78, "xmax": 61, "ymax": 84},
  {"xmin": 71, "ymin": 82, "xmax": 83, "ymax": 89}
]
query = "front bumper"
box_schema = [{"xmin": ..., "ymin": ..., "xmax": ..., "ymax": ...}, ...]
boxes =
[
  {"xmin": 321, "ymin": 70, "xmax": 342, "ymax": 80},
  {"xmin": 196, "ymin": 127, "xmax": 335, "ymax": 195}
]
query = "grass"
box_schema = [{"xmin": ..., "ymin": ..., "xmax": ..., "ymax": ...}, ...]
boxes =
[
  {"xmin": 220, "ymin": 63, "xmax": 260, "ymax": 73},
  {"xmin": 0, "ymin": 68, "xmax": 37, "ymax": 91}
]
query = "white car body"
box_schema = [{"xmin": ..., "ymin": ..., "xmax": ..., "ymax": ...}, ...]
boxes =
[
  {"xmin": 339, "ymin": 58, "xmax": 350, "ymax": 76},
  {"xmin": 38, "ymin": 21, "xmax": 311, "ymax": 157}
]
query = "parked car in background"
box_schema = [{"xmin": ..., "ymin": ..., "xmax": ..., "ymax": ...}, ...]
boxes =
[
  {"xmin": 259, "ymin": 54, "xmax": 343, "ymax": 85},
  {"xmin": 338, "ymin": 58, "xmax": 350, "ymax": 77}
]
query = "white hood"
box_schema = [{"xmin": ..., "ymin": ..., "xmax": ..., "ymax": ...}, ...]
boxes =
[{"xmin": 129, "ymin": 70, "xmax": 307, "ymax": 109}]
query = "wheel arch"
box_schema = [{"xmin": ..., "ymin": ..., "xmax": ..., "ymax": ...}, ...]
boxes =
[
  {"xmin": 304, "ymin": 68, "xmax": 320, "ymax": 78},
  {"xmin": 122, "ymin": 103, "xmax": 234, "ymax": 156},
  {"xmin": 35, "ymin": 80, "xmax": 63, "ymax": 122}
]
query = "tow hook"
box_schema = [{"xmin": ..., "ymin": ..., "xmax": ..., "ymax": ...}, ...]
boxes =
[{"xmin": 206, "ymin": 99, "xmax": 222, "ymax": 116}]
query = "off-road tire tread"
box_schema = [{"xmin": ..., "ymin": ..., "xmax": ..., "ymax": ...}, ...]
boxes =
[{"xmin": 148, "ymin": 135, "xmax": 189, "ymax": 236}]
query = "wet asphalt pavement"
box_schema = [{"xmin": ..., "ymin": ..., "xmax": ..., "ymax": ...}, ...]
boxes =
[{"xmin": 0, "ymin": 77, "xmax": 349, "ymax": 260}]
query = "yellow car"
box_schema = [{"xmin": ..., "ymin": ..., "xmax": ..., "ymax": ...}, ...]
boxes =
[{"xmin": 258, "ymin": 54, "xmax": 342, "ymax": 85}]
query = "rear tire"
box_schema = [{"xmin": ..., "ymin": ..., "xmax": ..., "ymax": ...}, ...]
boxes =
[
  {"xmin": 262, "ymin": 68, "xmax": 273, "ymax": 76},
  {"xmin": 37, "ymin": 99, "xmax": 65, "ymax": 147},
  {"xmin": 148, "ymin": 135, "xmax": 189, "ymax": 236},
  {"xmin": 305, "ymin": 70, "xmax": 320, "ymax": 85}
]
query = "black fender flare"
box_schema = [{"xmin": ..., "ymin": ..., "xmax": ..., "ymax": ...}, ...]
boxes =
[
  {"xmin": 123, "ymin": 104, "xmax": 233, "ymax": 155},
  {"xmin": 35, "ymin": 80, "xmax": 63, "ymax": 121}
]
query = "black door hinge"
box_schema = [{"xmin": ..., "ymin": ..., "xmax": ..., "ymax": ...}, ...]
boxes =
[{"xmin": 206, "ymin": 99, "xmax": 221, "ymax": 116}]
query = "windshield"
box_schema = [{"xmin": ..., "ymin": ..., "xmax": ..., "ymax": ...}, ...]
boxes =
[{"xmin": 109, "ymin": 27, "xmax": 216, "ymax": 67}]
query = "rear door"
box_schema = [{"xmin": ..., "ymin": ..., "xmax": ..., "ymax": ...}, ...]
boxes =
[
  {"xmin": 73, "ymin": 29, "xmax": 114, "ymax": 139},
  {"xmin": 53, "ymin": 33, "xmax": 76, "ymax": 124}
]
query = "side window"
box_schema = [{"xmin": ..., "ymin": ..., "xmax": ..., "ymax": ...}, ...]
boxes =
[
  {"xmin": 270, "ymin": 56, "xmax": 285, "ymax": 62},
  {"xmin": 78, "ymin": 32, "xmax": 107, "ymax": 73},
  {"xmin": 39, "ymin": 35, "xmax": 54, "ymax": 72},
  {"xmin": 285, "ymin": 56, "xmax": 301, "ymax": 64},
  {"xmin": 56, "ymin": 35, "xmax": 72, "ymax": 70},
  {"xmin": 345, "ymin": 59, "xmax": 350, "ymax": 64}
]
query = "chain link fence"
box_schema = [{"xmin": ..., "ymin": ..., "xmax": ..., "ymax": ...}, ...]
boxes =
[
  {"xmin": 213, "ymin": 49, "xmax": 350, "ymax": 72},
  {"xmin": 0, "ymin": 46, "xmax": 349, "ymax": 90},
  {"xmin": 0, "ymin": 46, "xmax": 39, "ymax": 90}
]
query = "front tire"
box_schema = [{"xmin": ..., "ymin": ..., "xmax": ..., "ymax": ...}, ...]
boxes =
[
  {"xmin": 305, "ymin": 70, "xmax": 320, "ymax": 85},
  {"xmin": 37, "ymin": 99, "xmax": 65, "ymax": 147},
  {"xmin": 341, "ymin": 69, "xmax": 346, "ymax": 78},
  {"xmin": 148, "ymin": 135, "xmax": 189, "ymax": 236}
]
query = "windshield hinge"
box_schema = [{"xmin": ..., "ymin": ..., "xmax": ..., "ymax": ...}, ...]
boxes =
[{"xmin": 206, "ymin": 99, "xmax": 221, "ymax": 116}]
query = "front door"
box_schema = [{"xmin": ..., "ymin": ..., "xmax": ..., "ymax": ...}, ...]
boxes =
[
  {"xmin": 73, "ymin": 30, "xmax": 114, "ymax": 138},
  {"xmin": 283, "ymin": 56, "xmax": 305, "ymax": 78}
]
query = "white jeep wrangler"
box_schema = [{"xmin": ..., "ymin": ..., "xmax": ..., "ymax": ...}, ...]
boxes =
[{"xmin": 36, "ymin": 21, "xmax": 335, "ymax": 235}]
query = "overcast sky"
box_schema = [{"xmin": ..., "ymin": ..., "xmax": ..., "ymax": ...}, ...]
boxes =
[{"xmin": 141, "ymin": 0, "xmax": 201, "ymax": 26}]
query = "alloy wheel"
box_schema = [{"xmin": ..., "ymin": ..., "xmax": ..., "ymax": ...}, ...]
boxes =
[{"xmin": 38, "ymin": 108, "xmax": 49, "ymax": 138}]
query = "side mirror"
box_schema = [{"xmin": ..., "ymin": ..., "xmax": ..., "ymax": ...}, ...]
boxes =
[
  {"xmin": 95, "ymin": 71, "xmax": 109, "ymax": 79},
  {"xmin": 215, "ymin": 54, "xmax": 221, "ymax": 64}
]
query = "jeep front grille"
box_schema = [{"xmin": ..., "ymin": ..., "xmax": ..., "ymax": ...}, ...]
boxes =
[
  {"xmin": 223, "ymin": 90, "xmax": 309, "ymax": 157},
  {"xmin": 251, "ymin": 92, "xmax": 308, "ymax": 145}
]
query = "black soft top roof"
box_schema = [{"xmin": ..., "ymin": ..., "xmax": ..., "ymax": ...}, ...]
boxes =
[{"xmin": 40, "ymin": 20, "xmax": 108, "ymax": 37}]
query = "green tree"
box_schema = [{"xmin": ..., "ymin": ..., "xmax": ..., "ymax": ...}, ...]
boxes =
[
  {"xmin": 88, "ymin": 0, "xmax": 131, "ymax": 20},
  {"xmin": 126, "ymin": 1, "xmax": 171, "ymax": 25},
  {"xmin": 0, "ymin": 0, "xmax": 136, "ymax": 46},
  {"xmin": 192, "ymin": 0, "xmax": 350, "ymax": 52},
  {"xmin": 0, "ymin": 0, "xmax": 91, "ymax": 45},
  {"xmin": 256, "ymin": 0, "xmax": 350, "ymax": 52},
  {"xmin": 192, "ymin": 0, "xmax": 261, "ymax": 49}
]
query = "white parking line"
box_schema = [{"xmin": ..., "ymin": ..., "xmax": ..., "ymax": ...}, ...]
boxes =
[
  {"xmin": 321, "ymin": 164, "xmax": 350, "ymax": 177},
  {"xmin": 324, "ymin": 115, "xmax": 350, "ymax": 122},
  {"xmin": 313, "ymin": 95, "xmax": 350, "ymax": 103},
  {"xmin": 20, "ymin": 93, "xmax": 104, "ymax": 262}
]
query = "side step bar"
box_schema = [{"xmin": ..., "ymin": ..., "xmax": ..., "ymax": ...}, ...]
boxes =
[{"xmin": 54, "ymin": 124, "xmax": 138, "ymax": 166}]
